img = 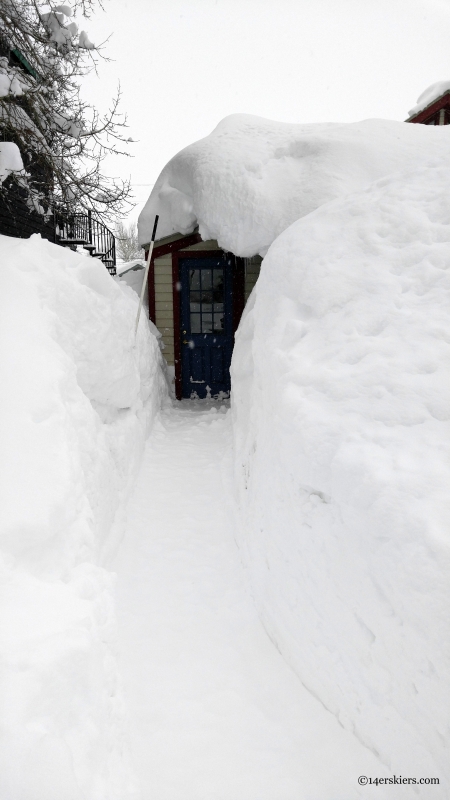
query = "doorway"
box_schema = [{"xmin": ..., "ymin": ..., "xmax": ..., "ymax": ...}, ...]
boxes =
[{"xmin": 179, "ymin": 254, "xmax": 234, "ymax": 398}]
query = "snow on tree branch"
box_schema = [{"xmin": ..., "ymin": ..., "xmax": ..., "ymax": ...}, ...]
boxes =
[{"xmin": 0, "ymin": 0, "xmax": 133, "ymax": 219}]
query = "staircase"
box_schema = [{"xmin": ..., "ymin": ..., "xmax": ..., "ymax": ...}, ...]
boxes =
[{"xmin": 56, "ymin": 210, "xmax": 116, "ymax": 275}]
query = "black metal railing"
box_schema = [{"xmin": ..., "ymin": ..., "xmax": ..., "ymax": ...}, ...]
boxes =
[
  {"xmin": 0, "ymin": 179, "xmax": 117, "ymax": 274},
  {"xmin": 55, "ymin": 210, "xmax": 116, "ymax": 275}
]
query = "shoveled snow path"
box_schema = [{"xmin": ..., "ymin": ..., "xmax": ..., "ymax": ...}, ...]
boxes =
[{"xmin": 112, "ymin": 402, "xmax": 383, "ymax": 800}]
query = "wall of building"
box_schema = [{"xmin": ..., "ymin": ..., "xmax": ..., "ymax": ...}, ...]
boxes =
[
  {"xmin": 244, "ymin": 256, "xmax": 262, "ymax": 301},
  {"xmin": 154, "ymin": 253, "xmax": 175, "ymax": 366},
  {"xmin": 153, "ymin": 242, "xmax": 262, "ymax": 368}
]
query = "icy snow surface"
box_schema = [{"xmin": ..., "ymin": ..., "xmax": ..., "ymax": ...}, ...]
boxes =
[
  {"xmin": 112, "ymin": 401, "xmax": 390, "ymax": 800},
  {"xmin": 139, "ymin": 115, "xmax": 450, "ymax": 256},
  {"xmin": 0, "ymin": 235, "xmax": 167, "ymax": 799},
  {"xmin": 231, "ymin": 163, "xmax": 450, "ymax": 793}
]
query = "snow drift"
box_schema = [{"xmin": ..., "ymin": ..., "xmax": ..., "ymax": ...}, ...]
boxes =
[
  {"xmin": 139, "ymin": 114, "xmax": 450, "ymax": 257},
  {"xmin": 0, "ymin": 235, "xmax": 167, "ymax": 799},
  {"xmin": 231, "ymin": 164, "xmax": 450, "ymax": 791},
  {"xmin": 141, "ymin": 114, "xmax": 450, "ymax": 792}
]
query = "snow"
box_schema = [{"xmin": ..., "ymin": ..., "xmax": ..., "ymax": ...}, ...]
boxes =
[
  {"xmin": 112, "ymin": 403, "xmax": 389, "ymax": 800},
  {"xmin": 54, "ymin": 5, "xmax": 73, "ymax": 17},
  {"xmin": 116, "ymin": 259, "xmax": 146, "ymax": 301},
  {"xmin": 114, "ymin": 261, "xmax": 164, "ymax": 345},
  {"xmin": 0, "ymin": 58, "xmax": 27, "ymax": 100},
  {"xmin": 140, "ymin": 121, "xmax": 449, "ymax": 792},
  {"xmin": 78, "ymin": 31, "xmax": 95, "ymax": 50},
  {"xmin": 231, "ymin": 163, "xmax": 450, "ymax": 793},
  {"xmin": 0, "ymin": 73, "xmax": 24, "ymax": 98},
  {"xmin": 116, "ymin": 258, "xmax": 146, "ymax": 277},
  {"xmin": 0, "ymin": 142, "xmax": 25, "ymax": 184},
  {"xmin": 40, "ymin": 8, "xmax": 93, "ymax": 50},
  {"xmin": 138, "ymin": 115, "xmax": 450, "ymax": 256},
  {"xmin": 0, "ymin": 104, "xmax": 48, "ymax": 151},
  {"xmin": 0, "ymin": 234, "xmax": 167, "ymax": 798},
  {"xmin": 3, "ymin": 107, "xmax": 450, "ymax": 797},
  {"xmin": 408, "ymin": 80, "xmax": 450, "ymax": 118}
]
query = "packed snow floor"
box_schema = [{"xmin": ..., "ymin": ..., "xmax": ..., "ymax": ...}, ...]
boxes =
[{"xmin": 111, "ymin": 401, "xmax": 398, "ymax": 800}]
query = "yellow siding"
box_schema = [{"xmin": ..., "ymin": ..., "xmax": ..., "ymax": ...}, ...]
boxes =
[
  {"xmin": 154, "ymin": 254, "xmax": 175, "ymax": 366},
  {"xmin": 244, "ymin": 256, "xmax": 262, "ymax": 301}
]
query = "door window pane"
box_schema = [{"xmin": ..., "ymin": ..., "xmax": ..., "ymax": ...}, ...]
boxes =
[
  {"xmin": 201, "ymin": 269, "xmax": 212, "ymax": 289},
  {"xmin": 190, "ymin": 314, "xmax": 201, "ymax": 333},
  {"xmin": 190, "ymin": 290, "xmax": 201, "ymax": 312},
  {"xmin": 202, "ymin": 313, "xmax": 213, "ymax": 333},
  {"xmin": 189, "ymin": 269, "xmax": 201, "ymax": 290},
  {"xmin": 188, "ymin": 264, "xmax": 226, "ymax": 334},
  {"xmin": 212, "ymin": 270, "xmax": 224, "ymax": 302}
]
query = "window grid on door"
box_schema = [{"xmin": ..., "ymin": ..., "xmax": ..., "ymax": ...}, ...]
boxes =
[{"xmin": 189, "ymin": 267, "xmax": 224, "ymax": 334}]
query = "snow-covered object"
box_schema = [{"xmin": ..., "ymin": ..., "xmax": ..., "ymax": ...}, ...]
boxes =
[
  {"xmin": 41, "ymin": 9, "xmax": 92, "ymax": 50},
  {"xmin": 408, "ymin": 80, "xmax": 450, "ymax": 118},
  {"xmin": 78, "ymin": 30, "xmax": 95, "ymax": 50},
  {"xmin": 0, "ymin": 235, "xmax": 168, "ymax": 798},
  {"xmin": 139, "ymin": 115, "xmax": 450, "ymax": 256},
  {"xmin": 0, "ymin": 72, "xmax": 25, "ymax": 98},
  {"xmin": 116, "ymin": 260, "xmax": 147, "ymax": 309},
  {"xmin": 54, "ymin": 4, "xmax": 73, "ymax": 17},
  {"xmin": 0, "ymin": 142, "xmax": 24, "ymax": 184},
  {"xmin": 0, "ymin": 104, "xmax": 48, "ymax": 152},
  {"xmin": 231, "ymin": 163, "xmax": 450, "ymax": 793},
  {"xmin": 41, "ymin": 10, "xmax": 75, "ymax": 49},
  {"xmin": 0, "ymin": 57, "xmax": 27, "ymax": 100},
  {"xmin": 116, "ymin": 258, "xmax": 146, "ymax": 277},
  {"xmin": 52, "ymin": 109, "xmax": 84, "ymax": 138}
]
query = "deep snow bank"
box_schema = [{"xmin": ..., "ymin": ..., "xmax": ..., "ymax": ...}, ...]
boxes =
[
  {"xmin": 231, "ymin": 164, "xmax": 450, "ymax": 791},
  {"xmin": 139, "ymin": 115, "xmax": 450, "ymax": 256},
  {"xmin": 0, "ymin": 235, "xmax": 167, "ymax": 799}
]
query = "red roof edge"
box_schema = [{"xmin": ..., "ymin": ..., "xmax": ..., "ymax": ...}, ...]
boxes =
[{"xmin": 406, "ymin": 91, "xmax": 450, "ymax": 123}]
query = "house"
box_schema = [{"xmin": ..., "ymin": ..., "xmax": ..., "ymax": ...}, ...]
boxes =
[
  {"xmin": 141, "ymin": 85, "xmax": 450, "ymax": 402},
  {"xmin": 406, "ymin": 81, "xmax": 450, "ymax": 125},
  {"xmin": 141, "ymin": 230, "xmax": 261, "ymax": 400}
]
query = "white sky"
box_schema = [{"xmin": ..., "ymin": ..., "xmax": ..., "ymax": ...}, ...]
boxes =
[{"xmin": 81, "ymin": 0, "xmax": 450, "ymax": 223}]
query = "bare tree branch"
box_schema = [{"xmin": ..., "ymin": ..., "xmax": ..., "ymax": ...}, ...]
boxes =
[
  {"xmin": 114, "ymin": 220, "xmax": 143, "ymax": 261},
  {"xmin": 0, "ymin": 0, "xmax": 133, "ymax": 221}
]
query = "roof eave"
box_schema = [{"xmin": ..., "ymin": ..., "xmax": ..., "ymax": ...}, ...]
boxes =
[{"xmin": 406, "ymin": 91, "xmax": 450, "ymax": 123}]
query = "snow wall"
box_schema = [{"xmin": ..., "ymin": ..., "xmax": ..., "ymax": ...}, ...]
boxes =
[
  {"xmin": 0, "ymin": 235, "xmax": 168, "ymax": 799},
  {"xmin": 231, "ymin": 166, "xmax": 450, "ymax": 791},
  {"xmin": 141, "ymin": 115, "xmax": 450, "ymax": 794}
]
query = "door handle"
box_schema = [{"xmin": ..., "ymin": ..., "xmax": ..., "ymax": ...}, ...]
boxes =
[{"xmin": 183, "ymin": 340, "xmax": 189, "ymax": 344}]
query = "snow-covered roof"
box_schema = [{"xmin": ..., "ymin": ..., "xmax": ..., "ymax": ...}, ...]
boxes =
[
  {"xmin": 407, "ymin": 80, "xmax": 450, "ymax": 119},
  {"xmin": 139, "ymin": 114, "xmax": 450, "ymax": 258},
  {"xmin": 116, "ymin": 258, "xmax": 146, "ymax": 276}
]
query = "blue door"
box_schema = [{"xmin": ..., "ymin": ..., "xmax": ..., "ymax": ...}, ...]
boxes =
[{"xmin": 180, "ymin": 255, "xmax": 233, "ymax": 399}]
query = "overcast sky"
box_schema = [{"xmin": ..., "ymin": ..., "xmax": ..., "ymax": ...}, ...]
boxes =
[{"xmin": 82, "ymin": 0, "xmax": 450, "ymax": 222}]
